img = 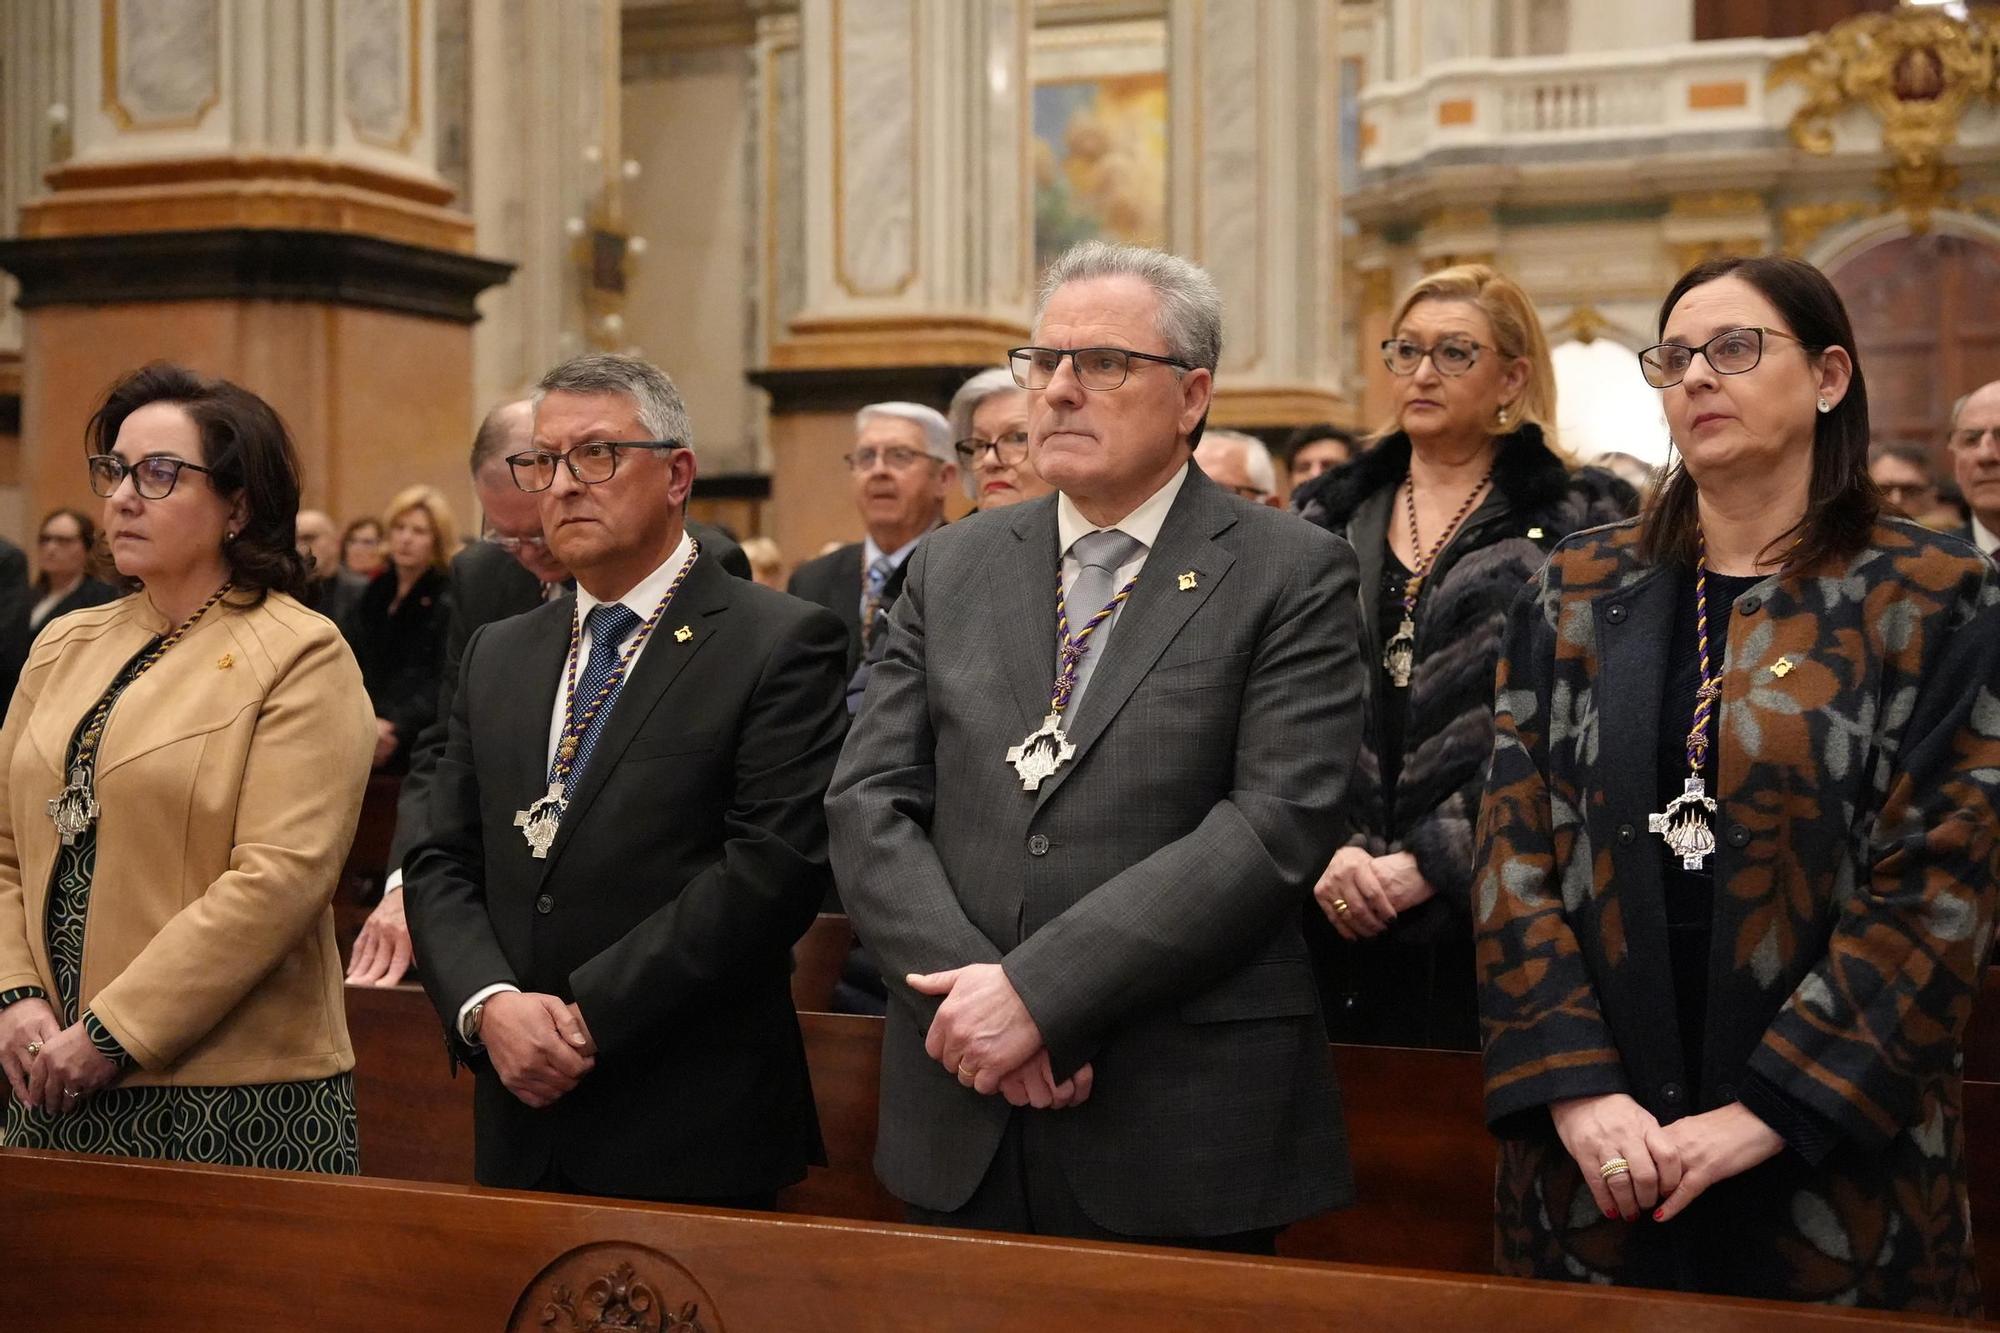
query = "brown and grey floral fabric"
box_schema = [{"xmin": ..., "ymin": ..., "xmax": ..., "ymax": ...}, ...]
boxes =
[{"xmin": 1474, "ymin": 515, "xmax": 2000, "ymax": 1314}]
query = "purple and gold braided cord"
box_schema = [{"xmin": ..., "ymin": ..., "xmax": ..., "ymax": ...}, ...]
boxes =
[
  {"xmin": 1687, "ymin": 548, "xmax": 1720, "ymax": 772},
  {"xmin": 1048, "ymin": 571, "xmax": 1140, "ymax": 715},
  {"xmin": 551, "ymin": 539, "xmax": 701, "ymax": 785}
]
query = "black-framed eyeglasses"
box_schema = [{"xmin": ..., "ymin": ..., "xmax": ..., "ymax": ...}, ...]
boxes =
[
  {"xmin": 505, "ymin": 439, "xmax": 683, "ymax": 492},
  {"xmin": 954, "ymin": 430, "xmax": 1030, "ymax": 467},
  {"xmin": 1008, "ymin": 346, "xmax": 1192, "ymax": 392},
  {"xmin": 1637, "ymin": 327, "xmax": 1810, "ymax": 389},
  {"xmin": 1380, "ymin": 336, "xmax": 1486, "ymax": 378},
  {"xmin": 87, "ymin": 453, "xmax": 216, "ymax": 500}
]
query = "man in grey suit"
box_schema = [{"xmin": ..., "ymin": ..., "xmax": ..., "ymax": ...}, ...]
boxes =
[{"xmin": 827, "ymin": 240, "xmax": 1364, "ymax": 1251}]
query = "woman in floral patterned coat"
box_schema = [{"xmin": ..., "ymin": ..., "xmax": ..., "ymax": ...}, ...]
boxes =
[{"xmin": 1474, "ymin": 254, "xmax": 2000, "ymax": 1315}]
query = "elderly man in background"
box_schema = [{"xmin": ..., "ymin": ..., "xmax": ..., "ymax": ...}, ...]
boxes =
[
  {"xmin": 297, "ymin": 508, "xmax": 367, "ymax": 621},
  {"xmin": 1194, "ymin": 429, "xmax": 1285, "ymax": 508},
  {"xmin": 829, "ymin": 240, "xmax": 1362, "ymax": 1251},
  {"xmin": 1950, "ymin": 381, "xmax": 2000, "ymax": 561},
  {"xmin": 788, "ymin": 402, "xmax": 955, "ymax": 673}
]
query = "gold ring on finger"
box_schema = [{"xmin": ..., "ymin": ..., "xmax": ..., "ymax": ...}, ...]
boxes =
[
  {"xmin": 1598, "ymin": 1157, "xmax": 1630, "ymax": 1180},
  {"xmin": 63, "ymin": 1088, "xmax": 78, "ymax": 1099},
  {"xmin": 1332, "ymin": 898, "xmax": 1350, "ymax": 913},
  {"xmin": 24, "ymin": 1041, "xmax": 41, "ymax": 1056}
]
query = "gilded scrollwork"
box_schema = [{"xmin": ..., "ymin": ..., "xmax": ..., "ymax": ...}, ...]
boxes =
[{"xmin": 1770, "ymin": 9, "xmax": 2000, "ymax": 231}]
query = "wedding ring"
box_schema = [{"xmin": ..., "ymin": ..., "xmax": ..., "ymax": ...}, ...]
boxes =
[
  {"xmin": 24, "ymin": 1041, "xmax": 41, "ymax": 1057},
  {"xmin": 956, "ymin": 1063, "xmax": 976, "ymax": 1083},
  {"xmin": 62, "ymin": 1088, "xmax": 78, "ymax": 1099},
  {"xmin": 1598, "ymin": 1157, "xmax": 1630, "ymax": 1180},
  {"xmin": 1332, "ymin": 898, "xmax": 1351, "ymax": 914}
]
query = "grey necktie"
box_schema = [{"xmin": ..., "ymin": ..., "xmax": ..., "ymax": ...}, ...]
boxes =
[{"xmin": 1062, "ymin": 528, "xmax": 1145, "ymax": 720}]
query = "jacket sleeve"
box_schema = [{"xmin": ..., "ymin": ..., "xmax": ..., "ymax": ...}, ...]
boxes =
[
  {"xmin": 567, "ymin": 606, "xmax": 848, "ymax": 1058},
  {"xmin": 999, "ymin": 532, "xmax": 1364, "ymax": 1079},
  {"xmin": 87, "ymin": 627, "xmax": 378, "ymax": 1069},
  {"xmin": 826, "ymin": 539, "xmax": 1007, "ymax": 1031},
  {"xmin": 1747, "ymin": 566, "xmax": 2000, "ymax": 1150},
  {"xmin": 1476, "ymin": 560, "xmax": 1628, "ymax": 1131},
  {"xmin": 0, "ymin": 638, "xmax": 51, "ymax": 995}
]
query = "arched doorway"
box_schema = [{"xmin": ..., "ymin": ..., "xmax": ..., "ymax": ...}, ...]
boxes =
[{"xmin": 1825, "ymin": 231, "xmax": 2000, "ymax": 456}]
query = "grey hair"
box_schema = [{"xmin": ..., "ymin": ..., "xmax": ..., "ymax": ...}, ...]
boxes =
[
  {"xmin": 535, "ymin": 353, "xmax": 693, "ymax": 449},
  {"xmin": 856, "ymin": 401, "xmax": 953, "ymax": 463},
  {"xmin": 1201, "ymin": 429, "xmax": 1278, "ymax": 496},
  {"xmin": 1034, "ymin": 240, "xmax": 1223, "ymax": 372},
  {"xmin": 947, "ymin": 369, "xmax": 1028, "ymax": 499}
]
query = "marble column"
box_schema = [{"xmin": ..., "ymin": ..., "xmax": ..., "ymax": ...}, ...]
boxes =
[
  {"xmin": 0, "ymin": 0, "xmax": 510, "ymax": 531},
  {"xmin": 1168, "ymin": 0, "xmax": 1351, "ymax": 428},
  {"xmin": 754, "ymin": 0, "xmax": 1031, "ymax": 564}
]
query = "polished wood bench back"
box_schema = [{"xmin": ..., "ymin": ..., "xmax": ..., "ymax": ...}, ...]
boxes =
[{"xmin": 0, "ymin": 1150, "xmax": 1964, "ymax": 1331}]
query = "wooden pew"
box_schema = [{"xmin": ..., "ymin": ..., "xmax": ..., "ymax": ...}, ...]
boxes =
[{"xmin": 1, "ymin": 1149, "xmax": 1965, "ymax": 1331}]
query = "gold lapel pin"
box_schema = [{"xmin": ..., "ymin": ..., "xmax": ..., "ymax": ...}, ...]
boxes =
[
  {"xmin": 215, "ymin": 653, "xmax": 234, "ymax": 670},
  {"xmin": 1177, "ymin": 570, "xmax": 1197, "ymax": 591},
  {"xmin": 1771, "ymin": 655, "xmax": 1794, "ymax": 678},
  {"xmin": 673, "ymin": 625, "xmax": 693, "ymax": 643}
]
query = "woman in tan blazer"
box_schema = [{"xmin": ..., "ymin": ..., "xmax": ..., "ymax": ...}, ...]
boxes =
[{"xmin": 0, "ymin": 364, "xmax": 375, "ymax": 1172}]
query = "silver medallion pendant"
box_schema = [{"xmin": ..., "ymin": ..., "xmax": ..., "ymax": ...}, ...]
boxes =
[
  {"xmin": 1383, "ymin": 618, "xmax": 1417, "ymax": 689},
  {"xmin": 1649, "ymin": 776, "xmax": 1719, "ymax": 870},
  {"xmin": 1005, "ymin": 712, "xmax": 1077, "ymax": 792},
  {"xmin": 513, "ymin": 781, "xmax": 568, "ymax": 859},
  {"xmin": 48, "ymin": 766, "xmax": 99, "ymax": 846}
]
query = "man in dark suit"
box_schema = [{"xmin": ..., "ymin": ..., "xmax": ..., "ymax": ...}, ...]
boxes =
[
  {"xmin": 0, "ymin": 534, "xmax": 33, "ymax": 719},
  {"xmin": 405, "ymin": 354, "xmax": 846, "ymax": 1205},
  {"xmin": 827, "ymin": 242, "xmax": 1363, "ymax": 1250},
  {"xmin": 1950, "ymin": 380, "xmax": 2000, "ymax": 562},
  {"xmin": 786, "ymin": 401, "xmax": 955, "ymax": 673},
  {"xmin": 347, "ymin": 400, "xmax": 750, "ymax": 985}
]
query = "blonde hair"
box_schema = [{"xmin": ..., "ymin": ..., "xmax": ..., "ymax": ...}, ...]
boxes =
[
  {"xmin": 739, "ymin": 535, "xmax": 784, "ymax": 581},
  {"xmin": 383, "ymin": 484, "xmax": 458, "ymax": 575},
  {"xmin": 1383, "ymin": 264, "xmax": 1564, "ymax": 458}
]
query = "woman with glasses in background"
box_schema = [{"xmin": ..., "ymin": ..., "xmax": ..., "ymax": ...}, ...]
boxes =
[
  {"xmin": 1474, "ymin": 256, "xmax": 2000, "ymax": 1313},
  {"xmin": 1294, "ymin": 263, "xmax": 1634, "ymax": 1050},
  {"xmin": 341, "ymin": 485, "xmax": 456, "ymax": 773},
  {"xmin": 28, "ymin": 508, "xmax": 119, "ymax": 634},
  {"xmin": 951, "ymin": 368, "xmax": 1053, "ymax": 512},
  {"xmin": 0, "ymin": 363, "xmax": 375, "ymax": 1170}
]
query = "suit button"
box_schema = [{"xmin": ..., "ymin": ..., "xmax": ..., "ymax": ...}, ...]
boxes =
[
  {"xmin": 1027, "ymin": 835, "xmax": 1049, "ymax": 856},
  {"xmin": 1739, "ymin": 596, "xmax": 1761, "ymax": 615},
  {"xmin": 536, "ymin": 893, "xmax": 554, "ymax": 915},
  {"xmin": 1606, "ymin": 604, "xmax": 1628, "ymax": 624},
  {"xmin": 1726, "ymin": 824, "xmax": 1750, "ymax": 848},
  {"xmin": 1616, "ymin": 823, "xmax": 1636, "ymax": 845},
  {"xmin": 1661, "ymin": 1082, "xmax": 1684, "ymax": 1107}
]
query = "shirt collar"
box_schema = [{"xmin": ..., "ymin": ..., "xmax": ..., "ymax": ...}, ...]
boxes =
[
  {"xmin": 574, "ymin": 528, "xmax": 697, "ymax": 627},
  {"xmin": 1973, "ymin": 514, "xmax": 1999, "ymax": 557},
  {"xmin": 1056, "ymin": 460, "xmax": 1190, "ymax": 558},
  {"xmin": 862, "ymin": 527, "xmax": 932, "ymax": 572}
]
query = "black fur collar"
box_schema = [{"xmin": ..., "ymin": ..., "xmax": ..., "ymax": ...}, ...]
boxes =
[{"xmin": 1296, "ymin": 423, "xmax": 1571, "ymax": 527}]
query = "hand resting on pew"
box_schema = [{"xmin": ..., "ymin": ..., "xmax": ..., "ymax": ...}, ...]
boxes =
[
  {"xmin": 479, "ymin": 991, "xmax": 594, "ymax": 1109},
  {"xmin": 908, "ymin": 963, "xmax": 1093, "ymax": 1109}
]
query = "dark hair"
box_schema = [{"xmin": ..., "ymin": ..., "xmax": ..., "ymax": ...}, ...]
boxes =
[
  {"xmin": 1868, "ymin": 440, "xmax": 1934, "ymax": 479},
  {"xmin": 33, "ymin": 507, "xmax": 99, "ymax": 593},
  {"xmin": 84, "ymin": 363, "xmax": 311, "ymax": 600},
  {"xmin": 343, "ymin": 516, "xmax": 382, "ymax": 544},
  {"xmin": 1639, "ymin": 255, "xmax": 1879, "ymax": 572},
  {"xmin": 1281, "ymin": 423, "xmax": 1359, "ymax": 466}
]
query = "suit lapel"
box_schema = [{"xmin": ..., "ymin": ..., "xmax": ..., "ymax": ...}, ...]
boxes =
[
  {"xmin": 994, "ymin": 498, "xmax": 1061, "ymax": 731},
  {"xmin": 505, "ymin": 598, "xmax": 576, "ymax": 811},
  {"xmin": 1033, "ymin": 468, "xmax": 1237, "ymax": 810},
  {"xmin": 534, "ymin": 552, "xmax": 731, "ymax": 883}
]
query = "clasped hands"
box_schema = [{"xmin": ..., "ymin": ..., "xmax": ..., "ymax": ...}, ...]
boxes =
[
  {"xmin": 908, "ymin": 963, "xmax": 1094, "ymax": 1110},
  {"xmin": 1314, "ymin": 847, "xmax": 1434, "ymax": 940},
  {"xmin": 480, "ymin": 991, "xmax": 597, "ymax": 1109},
  {"xmin": 1550, "ymin": 1091, "xmax": 1783, "ymax": 1224},
  {"xmin": 0, "ymin": 997, "xmax": 118, "ymax": 1116}
]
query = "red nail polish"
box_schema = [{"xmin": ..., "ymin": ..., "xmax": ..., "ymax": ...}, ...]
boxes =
[
  {"xmin": 1622, "ymin": 1213, "xmax": 1635, "ymax": 1222},
  {"xmin": 1604, "ymin": 1209, "xmax": 1616, "ymax": 1220},
  {"xmin": 1653, "ymin": 1208, "xmax": 1664, "ymax": 1222}
]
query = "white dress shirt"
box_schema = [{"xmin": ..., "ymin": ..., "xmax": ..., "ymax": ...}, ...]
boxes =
[
  {"xmin": 1054, "ymin": 462, "xmax": 1189, "ymax": 609},
  {"xmin": 1972, "ymin": 514, "xmax": 1999, "ymax": 560},
  {"xmin": 457, "ymin": 531, "xmax": 696, "ymax": 1040},
  {"xmin": 859, "ymin": 532, "xmax": 925, "ymax": 620}
]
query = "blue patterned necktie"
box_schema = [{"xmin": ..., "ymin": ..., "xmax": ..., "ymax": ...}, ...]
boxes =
[
  {"xmin": 556, "ymin": 601, "xmax": 642, "ymax": 788},
  {"xmin": 1063, "ymin": 528, "xmax": 1145, "ymax": 719},
  {"xmin": 860, "ymin": 553, "xmax": 895, "ymax": 648}
]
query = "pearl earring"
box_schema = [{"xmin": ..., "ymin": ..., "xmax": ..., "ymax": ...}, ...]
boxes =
[
  {"xmin": 1495, "ymin": 403, "xmax": 1511, "ymax": 428},
  {"xmin": 1816, "ymin": 398, "xmax": 1831, "ymax": 414}
]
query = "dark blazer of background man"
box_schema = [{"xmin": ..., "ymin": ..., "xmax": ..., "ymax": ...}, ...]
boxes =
[
  {"xmin": 405, "ymin": 356, "xmax": 846, "ymax": 1202},
  {"xmin": 347, "ymin": 396, "xmax": 748, "ymax": 986},
  {"xmin": 828, "ymin": 242, "xmax": 1363, "ymax": 1247},
  {"xmin": 787, "ymin": 401, "xmax": 955, "ymax": 673}
]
